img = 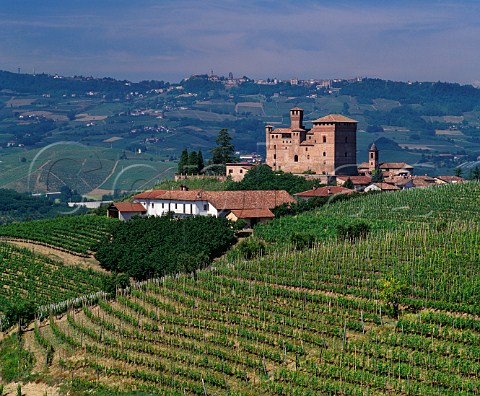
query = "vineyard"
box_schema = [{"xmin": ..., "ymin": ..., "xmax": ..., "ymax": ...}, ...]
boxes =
[
  {"xmin": 255, "ymin": 181, "xmax": 480, "ymax": 243},
  {"xmin": 0, "ymin": 215, "xmax": 116, "ymax": 256},
  {"xmin": 3, "ymin": 181, "xmax": 480, "ymax": 395},
  {"xmin": 31, "ymin": 222, "xmax": 480, "ymax": 393},
  {"xmin": 0, "ymin": 243, "xmax": 106, "ymax": 330}
]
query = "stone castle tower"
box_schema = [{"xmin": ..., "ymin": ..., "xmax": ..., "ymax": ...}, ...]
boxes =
[{"xmin": 265, "ymin": 108, "xmax": 357, "ymax": 175}]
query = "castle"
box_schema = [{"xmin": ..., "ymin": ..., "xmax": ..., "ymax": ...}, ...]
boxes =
[{"xmin": 265, "ymin": 108, "xmax": 358, "ymax": 175}]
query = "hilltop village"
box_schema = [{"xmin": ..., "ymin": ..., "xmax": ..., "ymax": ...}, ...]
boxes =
[{"xmin": 109, "ymin": 107, "xmax": 464, "ymax": 225}]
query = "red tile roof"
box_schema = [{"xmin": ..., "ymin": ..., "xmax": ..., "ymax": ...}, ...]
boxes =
[
  {"xmin": 380, "ymin": 162, "xmax": 414, "ymax": 170},
  {"xmin": 230, "ymin": 208, "xmax": 275, "ymax": 219},
  {"xmin": 336, "ymin": 175, "xmax": 372, "ymax": 185},
  {"xmin": 205, "ymin": 190, "xmax": 295, "ymax": 210},
  {"xmin": 294, "ymin": 186, "xmax": 354, "ymax": 197},
  {"xmin": 435, "ymin": 175, "xmax": 464, "ymax": 183},
  {"xmin": 372, "ymin": 183, "xmax": 400, "ymax": 191},
  {"xmin": 133, "ymin": 189, "xmax": 295, "ymax": 210},
  {"xmin": 111, "ymin": 202, "xmax": 146, "ymax": 212},
  {"xmin": 313, "ymin": 114, "xmax": 358, "ymax": 123}
]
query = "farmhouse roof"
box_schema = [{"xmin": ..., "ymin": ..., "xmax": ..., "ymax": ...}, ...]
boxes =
[
  {"xmin": 111, "ymin": 202, "xmax": 147, "ymax": 212},
  {"xmin": 205, "ymin": 190, "xmax": 295, "ymax": 210},
  {"xmin": 435, "ymin": 175, "xmax": 464, "ymax": 184},
  {"xmin": 312, "ymin": 114, "xmax": 358, "ymax": 123},
  {"xmin": 294, "ymin": 186, "xmax": 354, "ymax": 197},
  {"xmin": 133, "ymin": 189, "xmax": 295, "ymax": 210},
  {"xmin": 380, "ymin": 162, "xmax": 414, "ymax": 170},
  {"xmin": 336, "ymin": 175, "xmax": 372, "ymax": 185},
  {"xmin": 372, "ymin": 183, "xmax": 400, "ymax": 191},
  {"xmin": 230, "ymin": 208, "xmax": 275, "ymax": 219}
]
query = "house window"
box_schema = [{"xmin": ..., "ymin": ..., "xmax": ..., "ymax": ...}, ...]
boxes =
[
  {"xmin": 229, "ymin": 169, "xmax": 233, "ymax": 174},
  {"xmin": 240, "ymin": 169, "xmax": 243, "ymax": 173},
  {"xmin": 294, "ymin": 155, "xmax": 298, "ymax": 162},
  {"xmin": 151, "ymin": 203, "xmax": 154, "ymax": 208},
  {"xmin": 203, "ymin": 203, "xmax": 209, "ymax": 211},
  {"xmin": 175, "ymin": 203, "xmax": 178, "ymax": 209},
  {"xmin": 345, "ymin": 136, "xmax": 348, "ymax": 143},
  {"xmin": 323, "ymin": 136, "xmax": 326, "ymax": 143},
  {"xmin": 162, "ymin": 203, "xmax": 164, "ymax": 209},
  {"xmin": 345, "ymin": 152, "xmax": 348, "ymax": 157}
]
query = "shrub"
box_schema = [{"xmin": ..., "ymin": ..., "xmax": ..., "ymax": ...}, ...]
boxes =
[
  {"xmin": 290, "ymin": 232, "xmax": 316, "ymax": 250},
  {"xmin": 336, "ymin": 221, "xmax": 370, "ymax": 241},
  {"xmin": 236, "ymin": 237, "xmax": 266, "ymax": 259}
]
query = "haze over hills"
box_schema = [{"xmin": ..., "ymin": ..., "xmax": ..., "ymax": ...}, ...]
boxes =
[{"xmin": 0, "ymin": 70, "xmax": 479, "ymax": 198}]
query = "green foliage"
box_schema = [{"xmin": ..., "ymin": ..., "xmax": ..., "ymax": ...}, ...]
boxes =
[
  {"xmin": 0, "ymin": 333, "xmax": 35, "ymax": 383},
  {"xmin": 101, "ymin": 272, "xmax": 131, "ymax": 296},
  {"xmin": 0, "ymin": 215, "xmax": 115, "ymax": 254},
  {"xmin": 235, "ymin": 237, "xmax": 266, "ymax": 259},
  {"xmin": 343, "ymin": 177, "xmax": 354, "ymax": 190},
  {"xmin": 95, "ymin": 216, "xmax": 236, "ymax": 280},
  {"xmin": 378, "ymin": 277, "xmax": 408, "ymax": 318},
  {"xmin": 0, "ymin": 189, "xmax": 77, "ymax": 224},
  {"xmin": 209, "ymin": 128, "xmax": 236, "ymax": 174},
  {"xmin": 336, "ymin": 221, "xmax": 371, "ymax": 241},
  {"xmin": 371, "ymin": 167, "xmax": 384, "ymax": 183},
  {"xmin": 0, "ymin": 243, "xmax": 106, "ymax": 330},
  {"xmin": 227, "ymin": 164, "xmax": 320, "ymax": 195},
  {"xmin": 178, "ymin": 148, "xmax": 189, "ymax": 174},
  {"xmin": 289, "ymin": 232, "xmax": 316, "ymax": 250}
]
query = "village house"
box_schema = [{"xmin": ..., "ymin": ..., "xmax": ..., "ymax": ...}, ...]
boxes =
[
  {"xmin": 294, "ymin": 185, "xmax": 354, "ymax": 200},
  {"xmin": 108, "ymin": 188, "xmax": 295, "ymax": 228},
  {"xmin": 226, "ymin": 162, "xmax": 256, "ymax": 182},
  {"xmin": 364, "ymin": 183, "xmax": 401, "ymax": 192},
  {"xmin": 358, "ymin": 144, "xmax": 414, "ymax": 177},
  {"xmin": 336, "ymin": 175, "xmax": 372, "ymax": 192}
]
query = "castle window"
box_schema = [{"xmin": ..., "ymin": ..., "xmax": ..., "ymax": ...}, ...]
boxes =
[
  {"xmin": 323, "ymin": 152, "xmax": 326, "ymax": 157},
  {"xmin": 345, "ymin": 152, "xmax": 348, "ymax": 157},
  {"xmin": 345, "ymin": 136, "xmax": 348, "ymax": 143},
  {"xmin": 323, "ymin": 161, "xmax": 326, "ymax": 165},
  {"xmin": 370, "ymin": 153, "xmax": 374, "ymax": 159},
  {"xmin": 322, "ymin": 136, "xmax": 326, "ymax": 143},
  {"xmin": 309, "ymin": 136, "xmax": 311, "ymax": 140},
  {"xmin": 305, "ymin": 147, "xmax": 308, "ymax": 152},
  {"xmin": 273, "ymin": 154, "xmax": 276, "ymax": 159},
  {"xmin": 240, "ymin": 169, "xmax": 243, "ymax": 173},
  {"xmin": 294, "ymin": 155, "xmax": 298, "ymax": 162},
  {"xmin": 307, "ymin": 155, "xmax": 310, "ymax": 160},
  {"xmin": 274, "ymin": 145, "xmax": 276, "ymax": 149}
]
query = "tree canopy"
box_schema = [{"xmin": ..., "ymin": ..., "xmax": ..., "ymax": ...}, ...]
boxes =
[
  {"xmin": 209, "ymin": 128, "xmax": 236, "ymax": 174},
  {"xmin": 95, "ymin": 215, "xmax": 236, "ymax": 280}
]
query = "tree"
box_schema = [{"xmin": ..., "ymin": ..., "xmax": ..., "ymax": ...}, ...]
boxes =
[
  {"xmin": 187, "ymin": 151, "xmax": 199, "ymax": 174},
  {"xmin": 197, "ymin": 150, "xmax": 205, "ymax": 174},
  {"xmin": 178, "ymin": 148, "xmax": 188, "ymax": 174},
  {"xmin": 454, "ymin": 167, "xmax": 462, "ymax": 177},
  {"xmin": 209, "ymin": 128, "xmax": 236, "ymax": 174},
  {"xmin": 343, "ymin": 177, "xmax": 354, "ymax": 189},
  {"xmin": 378, "ymin": 277, "xmax": 408, "ymax": 318},
  {"xmin": 371, "ymin": 167, "xmax": 384, "ymax": 183},
  {"xmin": 473, "ymin": 166, "xmax": 480, "ymax": 181}
]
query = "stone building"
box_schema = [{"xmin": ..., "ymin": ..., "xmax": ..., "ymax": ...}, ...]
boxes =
[{"xmin": 265, "ymin": 108, "xmax": 358, "ymax": 175}]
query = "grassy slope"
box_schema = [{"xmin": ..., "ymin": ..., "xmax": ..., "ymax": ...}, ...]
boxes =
[{"xmin": 26, "ymin": 182, "xmax": 480, "ymax": 395}]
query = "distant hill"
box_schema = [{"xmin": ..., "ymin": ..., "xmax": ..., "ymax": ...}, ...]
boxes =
[{"xmin": 0, "ymin": 71, "xmax": 479, "ymax": 197}]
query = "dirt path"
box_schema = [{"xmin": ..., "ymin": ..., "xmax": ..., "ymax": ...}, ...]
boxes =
[
  {"xmin": 4, "ymin": 240, "xmax": 107, "ymax": 273},
  {"xmin": 3, "ymin": 381, "xmax": 59, "ymax": 396}
]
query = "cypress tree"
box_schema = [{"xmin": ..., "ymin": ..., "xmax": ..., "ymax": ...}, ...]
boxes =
[{"xmin": 178, "ymin": 148, "xmax": 188, "ymax": 174}]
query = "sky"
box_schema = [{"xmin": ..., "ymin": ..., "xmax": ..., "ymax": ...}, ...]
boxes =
[{"xmin": 1, "ymin": 0, "xmax": 480, "ymax": 85}]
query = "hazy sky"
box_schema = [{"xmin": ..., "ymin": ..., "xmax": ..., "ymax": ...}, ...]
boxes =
[{"xmin": 1, "ymin": 0, "xmax": 479, "ymax": 84}]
